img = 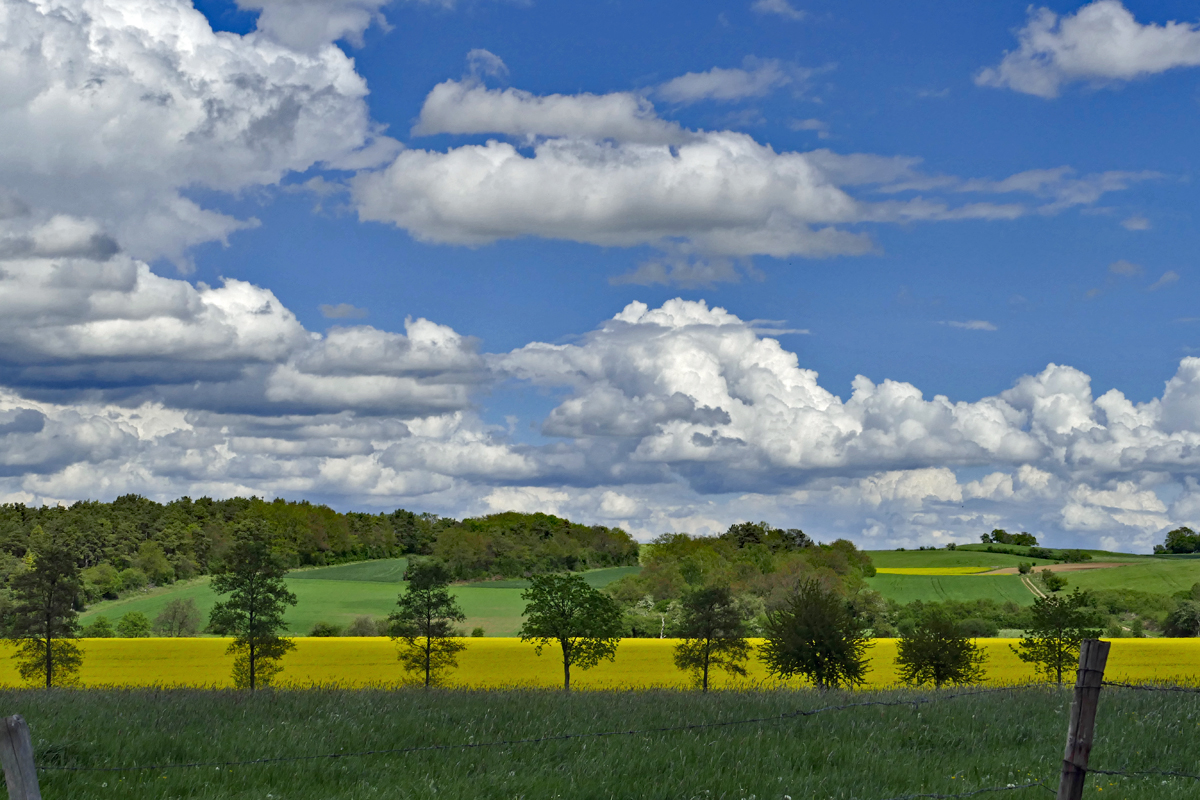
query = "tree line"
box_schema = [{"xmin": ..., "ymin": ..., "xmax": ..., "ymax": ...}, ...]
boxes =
[{"xmin": 0, "ymin": 497, "xmax": 638, "ymax": 608}]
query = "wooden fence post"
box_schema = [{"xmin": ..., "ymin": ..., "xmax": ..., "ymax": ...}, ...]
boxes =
[
  {"xmin": 1056, "ymin": 638, "xmax": 1110, "ymax": 800},
  {"xmin": 0, "ymin": 715, "xmax": 41, "ymax": 800}
]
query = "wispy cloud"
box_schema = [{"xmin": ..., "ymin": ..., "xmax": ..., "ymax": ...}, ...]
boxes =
[
  {"xmin": 1109, "ymin": 259, "xmax": 1142, "ymax": 277},
  {"xmin": 1121, "ymin": 214, "xmax": 1150, "ymax": 231},
  {"xmin": 1149, "ymin": 270, "xmax": 1181, "ymax": 291},
  {"xmin": 751, "ymin": 0, "xmax": 805, "ymax": 21},
  {"xmin": 941, "ymin": 320, "xmax": 998, "ymax": 331},
  {"xmin": 320, "ymin": 303, "xmax": 369, "ymax": 319}
]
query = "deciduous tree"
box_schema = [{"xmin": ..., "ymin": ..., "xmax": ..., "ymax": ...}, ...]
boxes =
[
  {"xmin": 519, "ymin": 573, "xmax": 623, "ymax": 691},
  {"xmin": 895, "ymin": 608, "xmax": 987, "ymax": 687},
  {"xmin": 760, "ymin": 578, "xmax": 871, "ymax": 689},
  {"xmin": 1012, "ymin": 589, "xmax": 1100, "ymax": 684},
  {"xmin": 153, "ymin": 598, "xmax": 202, "ymax": 636},
  {"xmin": 673, "ymin": 586, "xmax": 750, "ymax": 691},
  {"xmin": 388, "ymin": 561, "xmax": 466, "ymax": 687},
  {"xmin": 208, "ymin": 525, "xmax": 297, "ymax": 690}
]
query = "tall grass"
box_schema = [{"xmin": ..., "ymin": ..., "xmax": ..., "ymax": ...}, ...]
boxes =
[{"xmin": 7, "ymin": 685, "xmax": 1200, "ymax": 799}]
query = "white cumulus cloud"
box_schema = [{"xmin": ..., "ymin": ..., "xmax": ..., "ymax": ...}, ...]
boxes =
[{"xmin": 978, "ymin": 1, "xmax": 1200, "ymax": 98}]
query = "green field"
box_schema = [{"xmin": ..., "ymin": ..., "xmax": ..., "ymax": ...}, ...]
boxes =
[
  {"xmin": 865, "ymin": 574, "xmax": 1036, "ymax": 605},
  {"xmin": 12, "ymin": 685, "xmax": 1200, "ymax": 799},
  {"xmin": 867, "ymin": 549, "xmax": 1055, "ymax": 569},
  {"xmin": 80, "ymin": 561, "xmax": 639, "ymax": 636}
]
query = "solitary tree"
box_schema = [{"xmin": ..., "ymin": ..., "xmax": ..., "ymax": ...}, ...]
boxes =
[
  {"xmin": 760, "ymin": 578, "xmax": 871, "ymax": 689},
  {"xmin": 388, "ymin": 560, "xmax": 467, "ymax": 687},
  {"xmin": 673, "ymin": 585, "xmax": 751, "ymax": 691},
  {"xmin": 8, "ymin": 539, "xmax": 84, "ymax": 687},
  {"xmin": 153, "ymin": 598, "xmax": 202, "ymax": 637},
  {"xmin": 1012, "ymin": 589, "xmax": 1100, "ymax": 684},
  {"xmin": 519, "ymin": 573, "xmax": 623, "ymax": 691},
  {"xmin": 208, "ymin": 527, "xmax": 297, "ymax": 690},
  {"xmin": 895, "ymin": 609, "xmax": 987, "ymax": 687}
]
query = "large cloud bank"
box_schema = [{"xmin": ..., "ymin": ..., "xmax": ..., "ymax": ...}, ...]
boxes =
[{"xmin": 0, "ymin": 0, "xmax": 1193, "ymax": 551}]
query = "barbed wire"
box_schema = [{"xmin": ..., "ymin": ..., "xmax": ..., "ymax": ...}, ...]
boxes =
[
  {"xmin": 39, "ymin": 685, "xmax": 1028, "ymax": 773},
  {"xmin": 1101, "ymin": 681, "xmax": 1200, "ymax": 694},
  {"xmin": 1089, "ymin": 767, "xmax": 1200, "ymax": 781}
]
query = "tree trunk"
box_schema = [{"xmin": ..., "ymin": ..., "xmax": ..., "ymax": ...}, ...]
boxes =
[
  {"xmin": 425, "ymin": 635, "xmax": 432, "ymax": 688},
  {"xmin": 249, "ymin": 641, "xmax": 256, "ymax": 691},
  {"xmin": 562, "ymin": 640, "xmax": 571, "ymax": 692}
]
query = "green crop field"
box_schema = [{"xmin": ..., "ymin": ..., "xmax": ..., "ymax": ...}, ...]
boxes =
[
  {"xmin": 865, "ymin": 574, "xmax": 1036, "ymax": 605},
  {"xmin": 866, "ymin": 549, "xmax": 1056, "ymax": 569},
  {"xmin": 13, "ymin": 685, "xmax": 1200, "ymax": 799},
  {"xmin": 1065, "ymin": 559, "xmax": 1200, "ymax": 594},
  {"xmin": 80, "ymin": 561, "xmax": 640, "ymax": 637}
]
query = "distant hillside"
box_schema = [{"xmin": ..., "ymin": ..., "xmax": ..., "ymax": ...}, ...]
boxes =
[{"xmin": 0, "ymin": 497, "xmax": 637, "ymax": 604}]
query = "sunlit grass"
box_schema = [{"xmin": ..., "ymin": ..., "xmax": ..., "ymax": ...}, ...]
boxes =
[{"xmin": 6, "ymin": 638, "xmax": 1200, "ymax": 690}]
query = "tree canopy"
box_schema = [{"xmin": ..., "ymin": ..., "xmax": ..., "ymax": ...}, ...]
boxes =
[
  {"xmin": 1011, "ymin": 589, "xmax": 1101, "ymax": 684},
  {"xmin": 760, "ymin": 578, "xmax": 872, "ymax": 689},
  {"xmin": 519, "ymin": 573, "xmax": 624, "ymax": 691},
  {"xmin": 389, "ymin": 561, "xmax": 466, "ymax": 687},
  {"xmin": 208, "ymin": 524, "xmax": 298, "ymax": 690},
  {"xmin": 894, "ymin": 608, "xmax": 987, "ymax": 687},
  {"xmin": 673, "ymin": 585, "xmax": 751, "ymax": 691}
]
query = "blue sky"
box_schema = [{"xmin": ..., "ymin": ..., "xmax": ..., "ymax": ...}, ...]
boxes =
[{"xmin": 2, "ymin": 0, "xmax": 1200, "ymax": 550}]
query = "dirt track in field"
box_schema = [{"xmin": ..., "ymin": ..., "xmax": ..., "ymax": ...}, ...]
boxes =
[{"xmin": 985, "ymin": 561, "xmax": 1135, "ymax": 575}]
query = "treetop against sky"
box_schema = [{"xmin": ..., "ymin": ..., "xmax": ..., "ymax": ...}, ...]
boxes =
[{"xmin": 0, "ymin": 0, "xmax": 1198, "ymax": 551}]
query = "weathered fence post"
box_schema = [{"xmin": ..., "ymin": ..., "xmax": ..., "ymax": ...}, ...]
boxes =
[
  {"xmin": 1056, "ymin": 638, "xmax": 1110, "ymax": 800},
  {"xmin": 0, "ymin": 715, "xmax": 41, "ymax": 800}
]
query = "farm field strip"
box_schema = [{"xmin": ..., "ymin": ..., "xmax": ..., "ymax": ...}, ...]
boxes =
[
  {"xmin": 873, "ymin": 567, "xmax": 995, "ymax": 575},
  {"xmin": 12, "ymin": 638, "xmax": 1200, "ymax": 690}
]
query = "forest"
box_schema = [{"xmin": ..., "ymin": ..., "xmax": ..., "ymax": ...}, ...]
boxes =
[{"xmin": 0, "ymin": 496, "xmax": 638, "ymax": 603}]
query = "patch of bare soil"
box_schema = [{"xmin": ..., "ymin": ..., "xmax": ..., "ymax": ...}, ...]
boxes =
[{"xmin": 985, "ymin": 561, "xmax": 1135, "ymax": 575}]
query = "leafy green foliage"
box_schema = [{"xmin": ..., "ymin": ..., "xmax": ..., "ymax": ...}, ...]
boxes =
[
  {"xmin": 389, "ymin": 561, "xmax": 467, "ymax": 687},
  {"xmin": 309, "ymin": 621, "xmax": 343, "ymax": 637},
  {"xmin": 895, "ymin": 608, "xmax": 987, "ymax": 687},
  {"xmin": 1164, "ymin": 600, "xmax": 1200, "ymax": 637},
  {"xmin": 1156, "ymin": 527, "xmax": 1200, "ymax": 554},
  {"xmin": 208, "ymin": 524, "xmax": 298, "ymax": 690},
  {"xmin": 117, "ymin": 611, "xmax": 151, "ymax": 638},
  {"xmin": 980, "ymin": 530, "xmax": 1038, "ymax": 546},
  {"xmin": 672, "ymin": 586, "xmax": 751, "ymax": 691},
  {"xmin": 7, "ymin": 535, "xmax": 83, "ymax": 687},
  {"xmin": 519, "ymin": 573, "xmax": 623, "ymax": 691},
  {"xmin": 760, "ymin": 578, "xmax": 872, "ymax": 689},
  {"xmin": 1039, "ymin": 568, "xmax": 1068, "ymax": 593},
  {"xmin": 80, "ymin": 616, "xmax": 114, "ymax": 638},
  {"xmin": 609, "ymin": 527, "xmax": 872, "ymax": 608},
  {"xmin": 1012, "ymin": 589, "xmax": 1102, "ymax": 684}
]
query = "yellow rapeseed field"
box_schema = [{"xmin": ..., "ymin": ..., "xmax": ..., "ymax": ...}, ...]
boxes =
[
  {"xmin": 874, "ymin": 567, "xmax": 995, "ymax": 575},
  {"xmin": 0, "ymin": 638, "xmax": 1197, "ymax": 689}
]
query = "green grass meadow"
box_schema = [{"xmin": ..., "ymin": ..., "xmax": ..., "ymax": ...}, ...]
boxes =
[
  {"xmin": 13, "ymin": 685, "xmax": 1200, "ymax": 799},
  {"xmin": 864, "ymin": 573, "xmax": 1037, "ymax": 605},
  {"xmin": 80, "ymin": 562, "xmax": 639, "ymax": 636}
]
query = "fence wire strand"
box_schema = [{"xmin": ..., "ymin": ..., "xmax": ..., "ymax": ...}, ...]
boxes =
[
  {"xmin": 38, "ymin": 685, "xmax": 1026, "ymax": 774},
  {"xmin": 1102, "ymin": 680, "xmax": 1200, "ymax": 694}
]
